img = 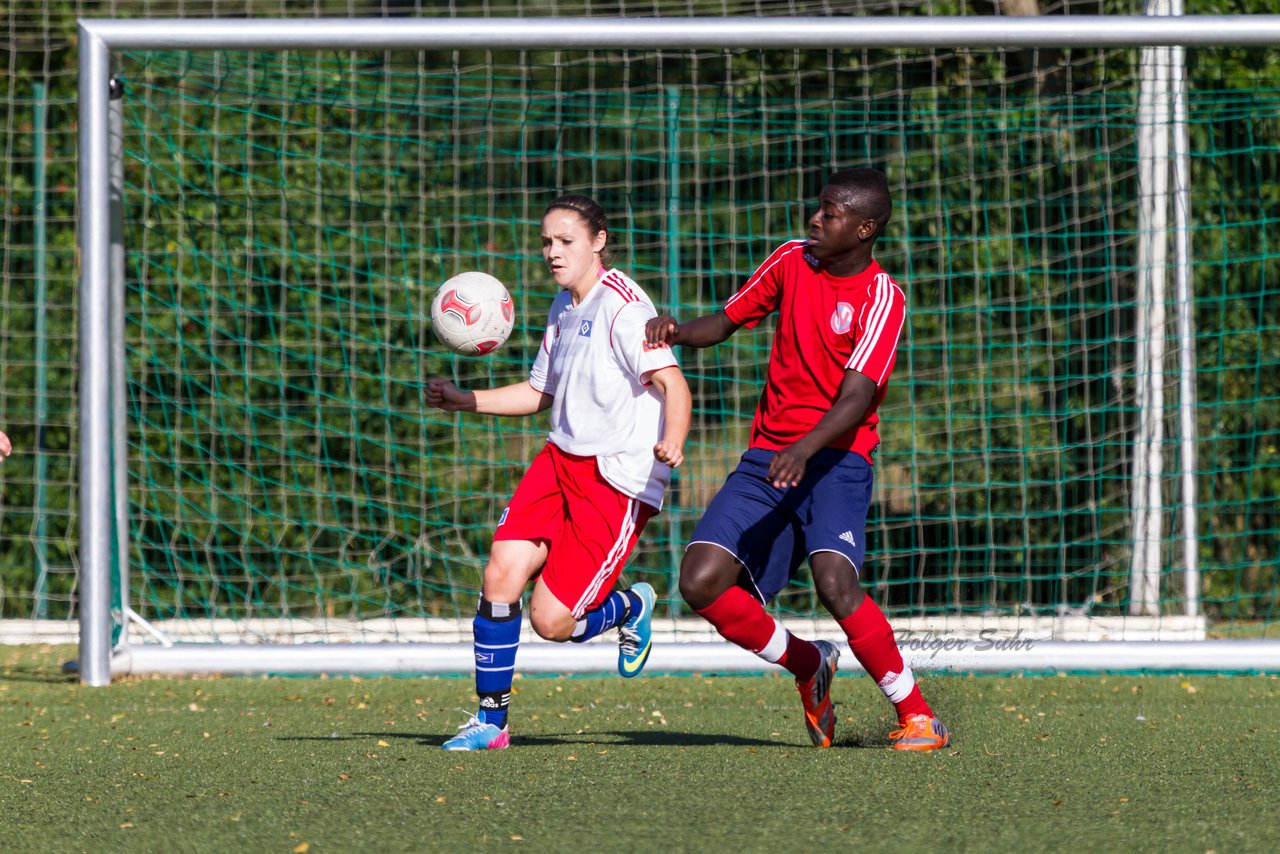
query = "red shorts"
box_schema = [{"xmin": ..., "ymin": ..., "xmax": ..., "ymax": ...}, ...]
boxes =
[{"xmin": 494, "ymin": 442, "xmax": 655, "ymax": 618}]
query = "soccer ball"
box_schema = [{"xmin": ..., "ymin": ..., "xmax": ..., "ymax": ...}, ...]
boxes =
[{"xmin": 430, "ymin": 271, "xmax": 515, "ymax": 356}]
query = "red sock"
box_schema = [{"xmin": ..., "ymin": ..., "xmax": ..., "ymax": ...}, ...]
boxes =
[
  {"xmin": 836, "ymin": 596, "xmax": 933, "ymax": 723},
  {"xmin": 695, "ymin": 586, "xmax": 819, "ymax": 681}
]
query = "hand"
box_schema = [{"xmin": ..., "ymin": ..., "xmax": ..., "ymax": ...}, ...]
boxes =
[
  {"xmin": 653, "ymin": 438, "xmax": 684, "ymax": 468},
  {"xmin": 422, "ymin": 378, "xmax": 472, "ymax": 412},
  {"xmin": 645, "ymin": 314, "xmax": 680, "ymax": 347},
  {"xmin": 767, "ymin": 444, "xmax": 811, "ymax": 489},
  {"xmin": 0, "ymin": 431, "xmax": 10, "ymax": 459}
]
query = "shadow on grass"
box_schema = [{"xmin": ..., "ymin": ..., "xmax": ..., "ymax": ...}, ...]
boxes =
[
  {"xmin": 0, "ymin": 671, "xmax": 78, "ymax": 685},
  {"xmin": 0, "ymin": 646, "xmax": 80, "ymax": 685},
  {"xmin": 836, "ymin": 729, "xmax": 891, "ymax": 749},
  {"xmin": 0, "ymin": 664, "xmax": 79, "ymax": 685},
  {"xmin": 281, "ymin": 728, "xmax": 888, "ymax": 749}
]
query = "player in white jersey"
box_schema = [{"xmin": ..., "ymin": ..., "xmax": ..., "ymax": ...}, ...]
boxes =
[{"xmin": 424, "ymin": 194, "xmax": 691, "ymax": 751}]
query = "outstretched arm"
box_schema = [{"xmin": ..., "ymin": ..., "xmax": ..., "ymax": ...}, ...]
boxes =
[
  {"xmin": 423, "ymin": 379, "xmax": 552, "ymax": 417},
  {"xmin": 0, "ymin": 431, "xmax": 11, "ymax": 458},
  {"xmin": 645, "ymin": 309, "xmax": 741, "ymax": 350},
  {"xmin": 766, "ymin": 369, "xmax": 877, "ymax": 488},
  {"xmin": 647, "ymin": 367, "xmax": 691, "ymax": 468}
]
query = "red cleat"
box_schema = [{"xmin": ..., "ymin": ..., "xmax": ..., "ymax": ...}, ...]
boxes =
[
  {"xmin": 889, "ymin": 714, "xmax": 950, "ymax": 751},
  {"xmin": 795, "ymin": 639, "xmax": 840, "ymax": 748}
]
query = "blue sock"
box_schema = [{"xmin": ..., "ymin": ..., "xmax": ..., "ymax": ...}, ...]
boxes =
[
  {"xmin": 570, "ymin": 589, "xmax": 640, "ymax": 643},
  {"xmin": 474, "ymin": 598, "xmax": 521, "ymax": 729}
]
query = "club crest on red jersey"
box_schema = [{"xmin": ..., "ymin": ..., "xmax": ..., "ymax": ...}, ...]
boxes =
[{"xmin": 830, "ymin": 302, "xmax": 854, "ymax": 334}]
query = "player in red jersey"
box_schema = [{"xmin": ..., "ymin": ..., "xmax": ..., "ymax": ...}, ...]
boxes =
[{"xmin": 646, "ymin": 168, "xmax": 948, "ymax": 750}]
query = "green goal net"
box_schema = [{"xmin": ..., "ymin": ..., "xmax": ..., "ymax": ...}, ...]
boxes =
[{"xmin": 104, "ymin": 33, "xmax": 1279, "ymax": 652}]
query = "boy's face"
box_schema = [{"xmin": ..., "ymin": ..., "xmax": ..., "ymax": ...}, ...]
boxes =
[{"xmin": 806, "ymin": 186, "xmax": 873, "ymax": 263}]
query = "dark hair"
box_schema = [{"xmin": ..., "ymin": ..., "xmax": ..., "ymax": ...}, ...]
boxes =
[
  {"xmin": 543, "ymin": 194, "xmax": 612, "ymax": 266},
  {"xmin": 827, "ymin": 168, "xmax": 892, "ymax": 235}
]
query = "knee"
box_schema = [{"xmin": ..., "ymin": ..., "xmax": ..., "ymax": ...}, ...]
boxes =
[
  {"xmin": 678, "ymin": 551, "xmax": 734, "ymax": 611},
  {"xmin": 529, "ymin": 607, "xmax": 574, "ymax": 642},
  {"xmin": 481, "ymin": 559, "xmax": 529, "ymax": 602},
  {"xmin": 812, "ymin": 559, "xmax": 865, "ymax": 620}
]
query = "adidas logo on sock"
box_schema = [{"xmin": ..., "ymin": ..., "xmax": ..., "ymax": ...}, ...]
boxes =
[{"xmin": 839, "ymin": 530, "xmax": 856, "ymax": 547}]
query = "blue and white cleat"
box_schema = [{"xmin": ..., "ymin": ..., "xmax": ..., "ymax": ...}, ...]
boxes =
[
  {"xmin": 441, "ymin": 712, "xmax": 510, "ymax": 751},
  {"xmin": 617, "ymin": 582, "xmax": 656, "ymax": 678}
]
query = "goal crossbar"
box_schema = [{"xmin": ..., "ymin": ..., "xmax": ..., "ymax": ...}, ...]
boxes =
[
  {"xmin": 81, "ymin": 15, "xmax": 1280, "ymax": 50},
  {"xmin": 77, "ymin": 15, "xmax": 1280, "ymax": 684}
]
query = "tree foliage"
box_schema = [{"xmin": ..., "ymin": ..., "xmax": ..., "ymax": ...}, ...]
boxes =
[{"xmin": 1, "ymin": 1, "xmax": 1277, "ymax": 625}]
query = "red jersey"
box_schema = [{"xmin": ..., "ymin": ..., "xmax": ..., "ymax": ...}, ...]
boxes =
[{"xmin": 722, "ymin": 240, "xmax": 906, "ymax": 463}]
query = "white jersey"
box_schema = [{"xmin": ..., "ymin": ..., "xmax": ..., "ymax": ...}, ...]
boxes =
[{"xmin": 529, "ymin": 269, "xmax": 680, "ymax": 509}]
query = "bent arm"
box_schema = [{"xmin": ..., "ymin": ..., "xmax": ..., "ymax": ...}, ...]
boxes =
[
  {"xmin": 648, "ymin": 366, "xmax": 692, "ymax": 468},
  {"xmin": 424, "ymin": 378, "xmax": 552, "ymax": 416},
  {"xmin": 473, "ymin": 381, "xmax": 554, "ymax": 416},
  {"xmin": 766, "ymin": 369, "xmax": 877, "ymax": 488},
  {"xmin": 645, "ymin": 309, "xmax": 741, "ymax": 350},
  {"xmin": 795, "ymin": 369, "xmax": 877, "ymax": 456}
]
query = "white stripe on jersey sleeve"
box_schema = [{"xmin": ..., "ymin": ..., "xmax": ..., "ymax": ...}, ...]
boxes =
[
  {"xmin": 847, "ymin": 273, "xmax": 904, "ymax": 385},
  {"xmin": 724, "ymin": 240, "xmax": 807, "ymax": 311},
  {"xmin": 848, "ymin": 274, "xmax": 890, "ymax": 369}
]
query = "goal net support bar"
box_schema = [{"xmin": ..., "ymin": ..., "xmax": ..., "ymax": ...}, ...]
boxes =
[{"xmin": 110, "ymin": 639, "xmax": 1279, "ymax": 678}]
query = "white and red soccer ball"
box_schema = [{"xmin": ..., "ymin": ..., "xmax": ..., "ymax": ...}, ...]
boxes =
[{"xmin": 430, "ymin": 271, "xmax": 515, "ymax": 356}]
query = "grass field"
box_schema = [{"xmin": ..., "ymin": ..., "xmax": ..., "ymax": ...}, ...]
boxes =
[{"xmin": 1, "ymin": 646, "xmax": 1277, "ymax": 853}]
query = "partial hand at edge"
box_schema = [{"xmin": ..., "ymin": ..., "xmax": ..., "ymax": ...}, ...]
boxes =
[
  {"xmin": 766, "ymin": 442, "xmax": 811, "ymax": 489},
  {"xmin": 422, "ymin": 378, "xmax": 475, "ymax": 412},
  {"xmin": 653, "ymin": 438, "xmax": 685, "ymax": 468},
  {"xmin": 644, "ymin": 314, "xmax": 681, "ymax": 348}
]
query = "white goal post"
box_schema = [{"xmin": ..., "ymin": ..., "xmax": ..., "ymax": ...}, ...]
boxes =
[{"xmin": 76, "ymin": 13, "xmax": 1280, "ymax": 685}]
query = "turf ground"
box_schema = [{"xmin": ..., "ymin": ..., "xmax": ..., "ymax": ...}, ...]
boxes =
[{"xmin": 1, "ymin": 645, "xmax": 1276, "ymax": 853}]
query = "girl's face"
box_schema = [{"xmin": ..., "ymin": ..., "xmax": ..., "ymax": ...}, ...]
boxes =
[{"xmin": 541, "ymin": 210, "xmax": 606, "ymax": 293}]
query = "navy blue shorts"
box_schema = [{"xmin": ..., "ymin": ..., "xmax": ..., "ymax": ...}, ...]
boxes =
[{"xmin": 688, "ymin": 447, "xmax": 873, "ymax": 603}]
